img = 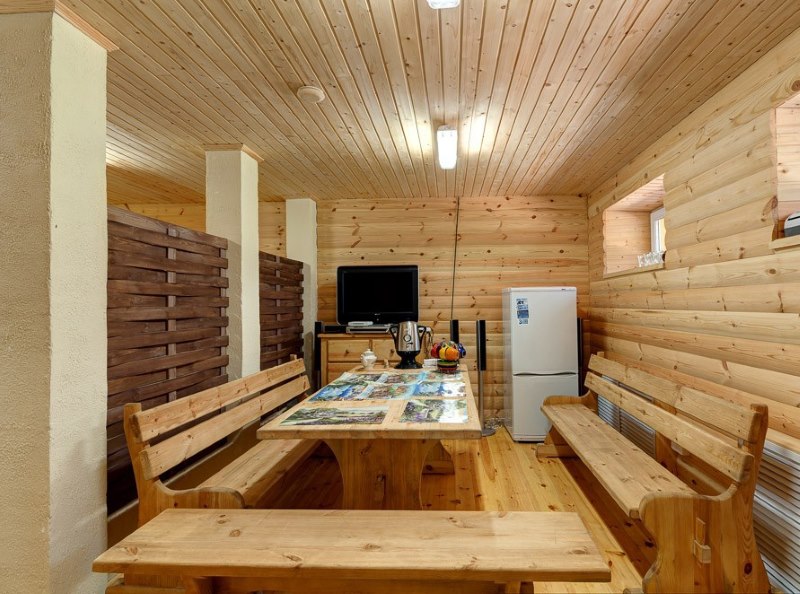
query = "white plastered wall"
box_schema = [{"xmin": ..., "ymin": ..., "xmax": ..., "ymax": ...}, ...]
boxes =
[
  {"xmin": 285, "ymin": 198, "xmax": 318, "ymax": 375},
  {"xmin": 206, "ymin": 149, "xmax": 261, "ymax": 378},
  {"xmin": 0, "ymin": 11, "xmax": 108, "ymax": 593}
]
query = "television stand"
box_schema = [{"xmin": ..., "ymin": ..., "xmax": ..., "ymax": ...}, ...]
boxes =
[
  {"xmin": 319, "ymin": 333, "xmax": 420, "ymax": 385},
  {"xmin": 346, "ymin": 324, "xmax": 391, "ymax": 334}
]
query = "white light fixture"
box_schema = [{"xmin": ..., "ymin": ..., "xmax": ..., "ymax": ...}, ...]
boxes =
[
  {"xmin": 436, "ymin": 125, "xmax": 458, "ymax": 170},
  {"xmin": 297, "ymin": 85, "xmax": 325, "ymax": 104},
  {"xmin": 427, "ymin": 0, "xmax": 460, "ymax": 8}
]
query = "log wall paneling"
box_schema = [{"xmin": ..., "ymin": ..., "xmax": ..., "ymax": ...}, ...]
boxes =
[
  {"xmin": 587, "ymin": 25, "xmax": 800, "ymax": 590},
  {"xmin": 315, "ymin": 195, "xmax": 589, "ymax": 417},
  {"xmin": 106, "ymin": 206, "xmax": 230, "ymax": 513},
  {"xmin": 602, "ymin": 210, "xmax": 650, "ymax": 275},
  {"xmin": 259, "ymin": 253, "xmax": 304, "ymax": 369},
  {"xmin": 117, "ymin": 203, "xmax": 206, "ymax": 233},
  {"xmin": 118, "ymin": 202, "xmax": 287, "ymax": 257}
]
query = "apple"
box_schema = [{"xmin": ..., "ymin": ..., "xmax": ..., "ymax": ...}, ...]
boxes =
[{"xmin": 443, "ymin": 345, "xmax": 460, "ymax": 361}]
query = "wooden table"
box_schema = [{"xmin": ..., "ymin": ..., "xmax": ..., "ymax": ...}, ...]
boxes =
[
  {"xmin": 93, "ymin": 508, "xmax": 611, "ymax": 594},
  {"xmin": 258, "ymin": 365, "xmax": 482, "ymax": 510}
]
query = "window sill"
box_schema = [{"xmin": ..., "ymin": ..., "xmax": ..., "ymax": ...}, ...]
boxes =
[
  {"xmin": 603, "ymin": 262, "xmax": 665, "ymax": 280},
  {"xmin": 770, "ymin": 235, "xmax": 800, "ymax": 252}
]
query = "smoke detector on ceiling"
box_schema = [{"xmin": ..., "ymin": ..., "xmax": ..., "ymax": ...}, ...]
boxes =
[{"xmin": 297, "ymin": 85, "xmax": 326, "ymax": 104}]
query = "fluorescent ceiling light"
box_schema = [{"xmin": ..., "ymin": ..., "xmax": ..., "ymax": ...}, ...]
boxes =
[
  {"xmin": 427, "ymin": 0, "xmax": 460, "ymax": 8},
  {"xmin": 437, "ymin": 125, "xmax": 458, "ymax": 170}
]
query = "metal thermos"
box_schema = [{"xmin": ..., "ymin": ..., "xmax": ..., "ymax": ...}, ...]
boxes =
[
  {"xmin": 389, "ymin": 321, "xmax": 430, "ymax": 369},
  {"xmin": 392, "ymin": 321, "xmax": 422, "ymax": 353}
]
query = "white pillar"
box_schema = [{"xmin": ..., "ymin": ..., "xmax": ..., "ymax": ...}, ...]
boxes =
[
  {"xmin": 285, "ymin": 198, "xmax": 318, "ymax": 374},
  {"xmin": 205, "ymin": 146, "xmax": 262, "ymax": 378},
  {"xmin": 0, "ymin": 7, "xmax": 112, "ymax": 592}
]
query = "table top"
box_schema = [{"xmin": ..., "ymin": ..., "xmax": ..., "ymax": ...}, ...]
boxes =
[
  {"xmin": 258, "ymin": 365, "xmax": 482, "ymax": 440},
  {"xmin": 93, "ymin": 508, "xmax": 611, "ymax": 583}
]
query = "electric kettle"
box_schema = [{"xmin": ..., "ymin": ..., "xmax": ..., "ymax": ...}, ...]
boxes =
[{"xmin": 389, "ymin": 321, "xmax": 431, "ymax": 369}]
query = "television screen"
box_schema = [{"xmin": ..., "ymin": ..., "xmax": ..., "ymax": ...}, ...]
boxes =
[{"xmin": 337, "ymin": 265, "xmax": 419, "ymax": 324}]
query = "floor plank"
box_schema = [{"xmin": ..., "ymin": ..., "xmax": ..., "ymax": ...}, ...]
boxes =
[{"xmin": 267, "ymin": 430, "xmax": 653, "ymax": 593}]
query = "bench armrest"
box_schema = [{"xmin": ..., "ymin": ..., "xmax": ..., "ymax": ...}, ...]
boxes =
[
  {"xmin": 139, "ymin": 482, "xmax": 246, "ymax": 526},
  {"xmin": 542, "ymin": 390, "xmax": 597, "ymax": 410}
]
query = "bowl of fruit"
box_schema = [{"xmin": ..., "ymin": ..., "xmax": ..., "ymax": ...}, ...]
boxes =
[{"xmin": 430, "ymin": 340, "xmax": 466, "ymax": 374}]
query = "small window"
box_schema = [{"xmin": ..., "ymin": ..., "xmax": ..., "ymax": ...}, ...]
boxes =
[
  {"xmin": 776, "ymin": 94, "xmax": 800, "ymax": 236},
  {"xmin": 650, "ymin": 207, "xmax": 666, "ymax": 253},
  {"xmin": 603, "ymin": 175, "xmax": 666, "ymax": 275}
]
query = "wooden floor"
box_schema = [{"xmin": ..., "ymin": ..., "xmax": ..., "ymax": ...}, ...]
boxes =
[{"xmin": 270, "ymin": 428, "xmax": 654, "ymax": 593}]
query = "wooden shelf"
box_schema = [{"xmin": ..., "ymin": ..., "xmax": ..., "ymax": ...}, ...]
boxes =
[
  {"xmin": 603, "ymin": 262, "xmax": 665, "ymax": 280},
  {"xmin": 769, "ymin": 235, "xmax": 800, "ymax": 251}
]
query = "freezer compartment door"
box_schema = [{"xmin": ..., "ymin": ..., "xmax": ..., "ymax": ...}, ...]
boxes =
[
  {"xmin": 509, "ymin": 289, "xmax": 578, "ymax": 373},
  {"xmin": 508, "ymin": 373, "xmax": 579, "ymax": 442}
]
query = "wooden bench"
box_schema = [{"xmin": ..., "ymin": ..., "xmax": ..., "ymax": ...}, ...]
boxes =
[
  {"xmin": 94, "ymin": 508, "xmax": 611, "ymax": 594},
  {"xmin": 537, "ymin": 352, "xmax": 770, "ymax": 593},
  {"xmin": 124, "ymin": 358, "xmax": 319, "ymax": 528}
]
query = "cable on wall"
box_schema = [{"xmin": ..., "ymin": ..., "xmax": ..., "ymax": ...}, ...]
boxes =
[{"xmin": 450, "ymin": 195, "xmax": 461, "ymax": 321}]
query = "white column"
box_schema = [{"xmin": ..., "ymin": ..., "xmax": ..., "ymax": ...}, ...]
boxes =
[
  {"xmin": 285, "ymin": 198, "xmax": 318, "ymax": 375},
  {"xmin": 205, "ymin": 146, "xmax": 262, "ymax": 378},
  {"xmin": 0, "ymin": 7, "xmax": 111, "ymax": 592}
]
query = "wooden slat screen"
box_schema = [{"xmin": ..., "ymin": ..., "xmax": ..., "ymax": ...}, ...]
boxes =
[
  {"xmin": 107, "ymin": 206, "xmax": 230, "ymax": 512},
  {"xmin": 259, "ymin": 252, "xmax": 304, "ymax": 369}
]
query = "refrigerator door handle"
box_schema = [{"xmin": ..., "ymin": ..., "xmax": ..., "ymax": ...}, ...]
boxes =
[{"xmin": 513, "ymin": 372, "xmax": 577, "ymax": 376}]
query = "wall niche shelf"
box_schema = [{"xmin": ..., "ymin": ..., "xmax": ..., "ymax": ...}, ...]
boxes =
[{"xmin": 602, "ymin": 262, "xmax": 665, "ymax": 280}]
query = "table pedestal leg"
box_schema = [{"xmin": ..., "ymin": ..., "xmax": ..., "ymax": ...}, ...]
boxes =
[
  {"xmin": 423, "ymin": 440, "xmax": 455, "ymax": 474},
  {"xmin": 326, "ymin": 438, "xmax": 438, "ymax": 510}
]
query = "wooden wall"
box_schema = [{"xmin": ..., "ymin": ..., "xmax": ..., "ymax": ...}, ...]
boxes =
[
  {"xmin": 119, "ymin": 202, "xmax": 287, "ymax": 256},
  {"xmin": 316, "ymin": 196, "xmax": 589, "ymax": 416},
  {"xmin": 117, "ymin": 197, "xmax": 589, "ymax": 415},
  {"xmin": 588, "ymin": 26, "xmax": 800, "ymax": 449},
  {"xmin": 602, "ymin": 210, "xmax": 650, "ymax": 274}
]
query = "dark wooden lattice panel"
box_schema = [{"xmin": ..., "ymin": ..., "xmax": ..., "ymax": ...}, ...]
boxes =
[
  {"xmin": 259, "ymin": 252, "xmax": 304, "ymax": 369},
  {"xmin": 106, "ymin": 206, "xmax": 230, "ymax": 512}
]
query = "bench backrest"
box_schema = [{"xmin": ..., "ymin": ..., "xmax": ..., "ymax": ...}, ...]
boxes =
[
  {"xmin": 124, "ymin": 358, "xmax": 310, "ymax": 483},
  {"xmin": 586, "ymin": 353, "xmax": 767, "ymax": 487}
]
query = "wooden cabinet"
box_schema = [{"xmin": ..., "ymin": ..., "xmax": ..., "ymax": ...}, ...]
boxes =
[{"xmin": 319, "ymin": 333, "xmax": 399, "ymax": 385}]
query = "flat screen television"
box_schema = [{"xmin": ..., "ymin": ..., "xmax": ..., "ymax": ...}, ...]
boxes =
[{"xmin": 337, "ymin": 265, "xmax": 419, "ymax": 325}]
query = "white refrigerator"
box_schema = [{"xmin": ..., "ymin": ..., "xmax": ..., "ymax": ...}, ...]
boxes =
[{"xmin": 502, "ymin": 287, "xmax": 579, "ymax": 441}]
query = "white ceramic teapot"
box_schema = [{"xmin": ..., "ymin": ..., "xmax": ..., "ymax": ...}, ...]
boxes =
[{"xmin": 360, "ymin": 349, "xmax": 377, "ymax": 370}]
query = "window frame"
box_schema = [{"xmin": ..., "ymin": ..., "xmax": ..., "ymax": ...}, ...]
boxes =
[{"xmin": 650, "ymin": 206, "xmax": 666, "ymax": 253}]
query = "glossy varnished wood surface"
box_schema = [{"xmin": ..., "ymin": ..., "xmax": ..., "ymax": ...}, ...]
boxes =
[{"xmin": 267, "ymin": 430, "xmax": 652, "ymax": 593}]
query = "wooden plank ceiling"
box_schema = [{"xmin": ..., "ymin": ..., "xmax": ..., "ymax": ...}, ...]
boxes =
[{"xmin": 63, "ymin": 0, "xmax": 800, "ymax": 203}]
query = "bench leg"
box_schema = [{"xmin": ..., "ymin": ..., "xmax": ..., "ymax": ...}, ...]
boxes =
[
  {"xmin": 708, "ymin": 489, "xmax": 770, "ymax": 593},
  {"xmin": 183, "ymin": 577, "xmax": 213, "ymax": 594},
  {"xmin": 639, "ymin": 489, "xmax": 770, "ymax": 593},
  {"xmin": 639, "ymin": 494, "xmax": 696, "ymax": 593},
  {"xmin": 106, "ymin": 575, "xmax": 184, "ymax": 594},
  {"xmin": 490, "ymin": 583, "xmax": 534, "ymax": 593},
  {"xmin": 536, "ymin": 427, "xmax": 575, "ymax": 459}
]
